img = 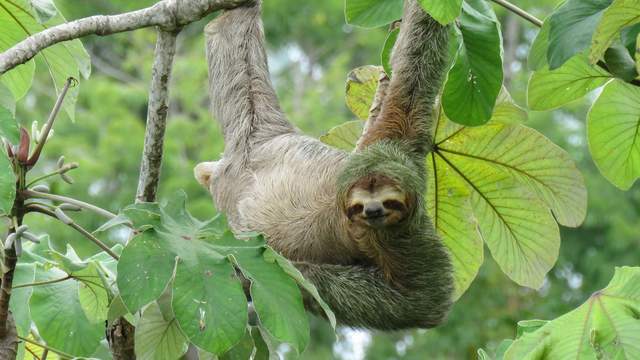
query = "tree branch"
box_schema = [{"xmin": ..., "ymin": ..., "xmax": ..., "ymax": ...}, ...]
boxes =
[
  {"xmin": 135, "ymin": 28, "xmax": 178, "ymax": 203},
  {"xmin": 490, "ymin": 0, "xmax": 543, "ymax": 28},
  {"xmin": 23, "ymin": 189, "xmax": 117, "ymax": 219},
  {"xmin": 0, "ymin": 0, "xmax": 255, "ymax": 74}
]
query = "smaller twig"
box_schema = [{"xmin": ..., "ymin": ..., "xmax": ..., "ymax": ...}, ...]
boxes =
[
  {"xmin": 26, "ymin": 167, "xmax": 70, "ymax": 188},
  {"xmin": 490, "ymin": 0, "xmax": 543, "ymax": 28},
  {"xmin": 26, "ymin": 204, "xmax": 120, "ymax": 260},
  {"xmin": 28, "ymin": 78, "xmax": 76, "ymax": 166},
  {"xmin": 12, "ymin": 275, "xmax": 72, "ymax": 289},
  {"xmin": 18, "ymin": 335, "xmax": 74, "ymax": 359},
  {"xmin": 24, "ymin": 190, "xmax": 117, "ymax": 219}
]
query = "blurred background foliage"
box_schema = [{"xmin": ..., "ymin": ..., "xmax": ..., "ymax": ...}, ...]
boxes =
[{"xmin": 13, "ymin": 0, "xmax": 639, "ymax": 358}]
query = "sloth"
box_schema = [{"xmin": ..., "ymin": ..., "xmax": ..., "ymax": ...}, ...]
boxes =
[{"xmin": 195, "ymin": 0, "xmax": 453, "ymax": 330}]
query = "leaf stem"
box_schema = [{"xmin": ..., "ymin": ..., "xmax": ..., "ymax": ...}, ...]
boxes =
[
  {"xmin": 18, "ymin": 335, "xmax": 75, "ymax": 359},
  {"xmin": 28, "ymin": 77, "xmax": 76, "ymax": 166},
  {"xmin": 26, "ymin": 167, "xmax": 68, "ymax": 188},
  {"xmin": 26, "ymin": 204, "xmax": 120, "ymax": 260},
  {"xmin": 23, "ymin": 189, "xmax": 117, "ymax": 219},
  {"xmin": 12, "ymin": 275, "xmax": 72, "ymax": 289},
  {"xmin": 489, "ymin": 0, "xmax": 543, "ymax": 28}
]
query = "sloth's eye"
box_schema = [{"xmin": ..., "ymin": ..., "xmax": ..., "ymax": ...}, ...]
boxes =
[
  {"xmin": 383, "ymin": 200, "xmax": 405, "ymax": 211},
  {"xmin": 347, "ymin": 204, "xmax": 364, "ymax": 218}
]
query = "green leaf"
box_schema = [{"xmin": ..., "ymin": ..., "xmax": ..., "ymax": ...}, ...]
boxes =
[
  {"xmin": 516, "ymin": 319, "xmax": 548, "ymax": 338},
  {"xmin": 0, "ymin": 105, "xmax": 19, "ymax": 144},
  {"xmin": 171, "ymin": 242, "xmax": 247, "ymax": 355},
  {"xmin": 251, "ymin": 327, "xmax": 272, "ymax": 360},
  {"xmin": 417, "ymin": 0, "xmax": 462, "ymax": 24},
  {"xmin": 590, "ymin": 0, "xmax": 640, "ymax": 64},
  {"xmin": 220, "ymin": 329, "xmax": 255, "ymax": 360},
  {"xmin": 637, "ymin": 32, "xmax": 640, "ymax": 75},
  {"xmin": 30, "ymin": 267, "xmax": 103, "ymax": 357},
  {"xmin": 270, "ymin": 249, "xmax": 336, "ymax": 329},
  {"xmin": 491, "ymin": 88, "xmax": 527, "ymax": 124},
  {"xmin": 528, "ymin": 55, "xmax": 613, "ymax": 111},
  {"xmin": 547, "ymin": 0, "xmax": 612, "ymax": 69},
  {"xmin": 504, "ymin": 267, "xmax": 640, "ymax": 359},
  {"xmin": 381, "ymin": 28, "xmax": 398, "ymax": 75},
  {"xmin": 28, "ymin": 0, "xmax": 57, "ymax": 23},
  {"xmin": 135, "ymin": 302, "xmax": 188, "ymax": 360},
  {"xmin": 0, "ymin": 82, "xmax": 15, "ymax": 116},
  {"xmin": 587, "ymin": 80, "xmax": 640, "ymax": 190},
  {"xmin": 0, "ymin": 0, "xmax": 91, "ymax": 120},
  {"xmin": 427, "ymin": 151, "xmax": 482, "ymax": 299},
  {"xmin": 527, "ymin": 19, "xmax": 550, "ymax": 71},
  {"xmin": 432, "ymin": 106, "xmax": 586, "ymax": 287},
  {"xmin": 10, "ymin": 263, "xmax": 36, "ymax": 336},
  {"xmin": 77, "ymin": 262, "xmax": 110, "ymax": 324},
  {"xmin": 442, "ymin": 0, "xmax": 503, "ymax": 126},
  {"xmin": 117, "ymin": 230, "xmax": 176, "ymax": 312},
  {"xmin": 344, "ymin": 0, "xmax": 403, "ymax": 28},
  {"xmin": 0, "ymin": 148, "xmax": 15, "ymax": 216},
  {"xmin": 345, "ymin": 65, "xmax": 382, "ymax": 120},
  {"xmin": 230, "ymin": 247, "xmax": 309, "ymax": 354},
  {"xmin": 603, "ymin": 42, "xmax": 638, "ymax": 81},
  {"xmin": 319, "ymin": 120, "xmax": 363, "ymax": 151},
  {"xmin": 107, "ymin": 295, "xmax": 135, "ymax": 326}
]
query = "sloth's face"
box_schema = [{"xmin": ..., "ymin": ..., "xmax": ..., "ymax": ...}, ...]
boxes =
[{"xmin": 345, "ymin": 174, "xmax": 411, "ymax": 228}]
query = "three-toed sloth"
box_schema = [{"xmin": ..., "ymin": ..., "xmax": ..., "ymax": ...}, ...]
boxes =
[{"xmin": 195, "ymin": 0, "xmax": 453, "ymax": 329}]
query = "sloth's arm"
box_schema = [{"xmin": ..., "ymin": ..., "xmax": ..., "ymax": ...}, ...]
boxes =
[
  {"xmin": 357, "ymin": 0, "xmax": 449, "ymax": 155},
  {"xmin": 204, "ymin": 2, "xmax": 294, "ymax": 159}
]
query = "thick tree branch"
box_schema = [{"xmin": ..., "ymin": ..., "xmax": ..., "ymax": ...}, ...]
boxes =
[
  {"xmin": 135, "ymin": 28, "xmax": 179, "ymax": 203},
  {"xmin": 0, "ymin": 0, "xmax": 255, "ymax": 74}
]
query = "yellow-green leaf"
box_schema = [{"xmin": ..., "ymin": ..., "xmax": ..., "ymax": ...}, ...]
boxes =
[
  {"xmin": 588, "ymin": 80, "xmax": 640, "ymax": 189},
  {"xmin": 135, "ymin": 302, "xmax": 189, "ymax": 360},
  {"xmin": 345, "ymin": 65, "xmax": 382, "ymax": 120},
  {"xmin": 418, "ymin": 0, "xmax": 463, "ymax": 25},
  {"xmin": 319, "ymin": 120, "xmax": 363, "ymax": 151},
  {"xmin": 528, "ymin": 55, "xmax": 613, "ymax": 111},
  {"xmin": 590, "ymin": 0, "xmax": 640, "ymax": 64},
  {"xmin": 426, "ymin": 154, "xmax": 482, "ymax": 299},
  {"xmin": 504, "ymin": 267, "xmax": 640, "ymax": 359}
]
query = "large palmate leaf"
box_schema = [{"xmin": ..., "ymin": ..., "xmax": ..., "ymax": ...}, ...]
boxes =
[
  {"xmin": 528, "ymin": 55, "xmax": 613, "ymax": 111},
  {"xmin": 588, "ymin": 80, "xmax": 640, "ymax": 190},
  {"xmin": 527, "ymin": 19, "xmax": 550, "ymax": 71},
  {"xmin": 116, "ymin": 192, "xmax": 333, "ymax": 355},
  {"xmin": 418, "ymin": 0, "xmax": 463, "ymax": 25},
  {"xmin": 590, "ymin": 0, "xmax": 640, "ymax": 64},
  {"xmin": 0, "ymin": 148, "xmax": 15, "ymax": 216},
  {"xmin": 0, "ymin": 0, "xmax": 90, "ymax": 120},
  {"xmin": 442, "ymin": 0, "xmax": 503, "ymax": 126},
  {"xmin": 344, "ymin": 0, "xmax": 403, "ymax": 28},
  {"xmin": 504, "ymin": 267, "xmax": 640, "ymax": 359},
  {"xmin": 135, "ymin": 302, "xmax": 189, "ymax": 360},
  {"xmin": 547, "ymin": 0, "xmax": 612, "ymax": 69},
  {"xmin": 10, "ymin": 263, "xmax": 36, "ymax": 338}
]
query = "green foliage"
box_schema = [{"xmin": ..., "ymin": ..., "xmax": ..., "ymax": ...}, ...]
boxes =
[
  {"xmin": 134, "ymin": 302, "xmax": 188, "ymax": 360},
  {"xmin": 547, "ymin": 0, "xmax": 612, "ymax": 69},
  {"xmin": 0, "ymin": 149, "xmax": 15, "ymax": 215},
  {"xmin": 528, "ymin": 55, "xmax": 612, "ymax": 111},
  {"xmin": 498, "ymin": 267, "xmax": 640, "ymax": 359},
  {"xmin": 417, "ymin": 0, "xmax": 463, "ymax": 25},
  {"xmin": 587, "ymin": 80, "xmax": 640, "ymax": 190},
  {"xmin": 344, "ymin": 0, "xmax": 402, "ymax": 28},
  {"xmin": 0, "ymin": 0, "xmax": 90, "ymax": 120},
  {"xmin": 344, "ymin": 65, "xmax": 381, "ymax": 119},
  {"xmin": 442, "ymin": 0, "xmax": 503, "ymax": 126},
  {"xmin": 590, "ymin": 0, "xmax": 640, "ymax": 64},
  {"xmin": 380, "ymin": 27, "xmax": 399, "ymax": 75},
  {"xmin": 113, "ymin": 191, "xmax": 333, "ymax": 356}
]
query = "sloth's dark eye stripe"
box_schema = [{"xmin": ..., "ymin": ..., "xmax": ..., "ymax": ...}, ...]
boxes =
[
  {"xmin": 347, "ymin": 204, "xmax": 364, "ymax": 218},
  {"xmin": 383, "ymin": 200, "xmax": 405, "ymax": 211}
]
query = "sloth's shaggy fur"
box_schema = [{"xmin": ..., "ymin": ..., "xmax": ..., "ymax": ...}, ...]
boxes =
[{"xmin": 195, "ymin": 0, "xmax": 453, "ymax": 329}]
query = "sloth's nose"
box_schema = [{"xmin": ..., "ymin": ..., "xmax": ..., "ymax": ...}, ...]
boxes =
[{"xmin": 364, "ymin": 203, "xmax": 384, "ymax": 218}]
